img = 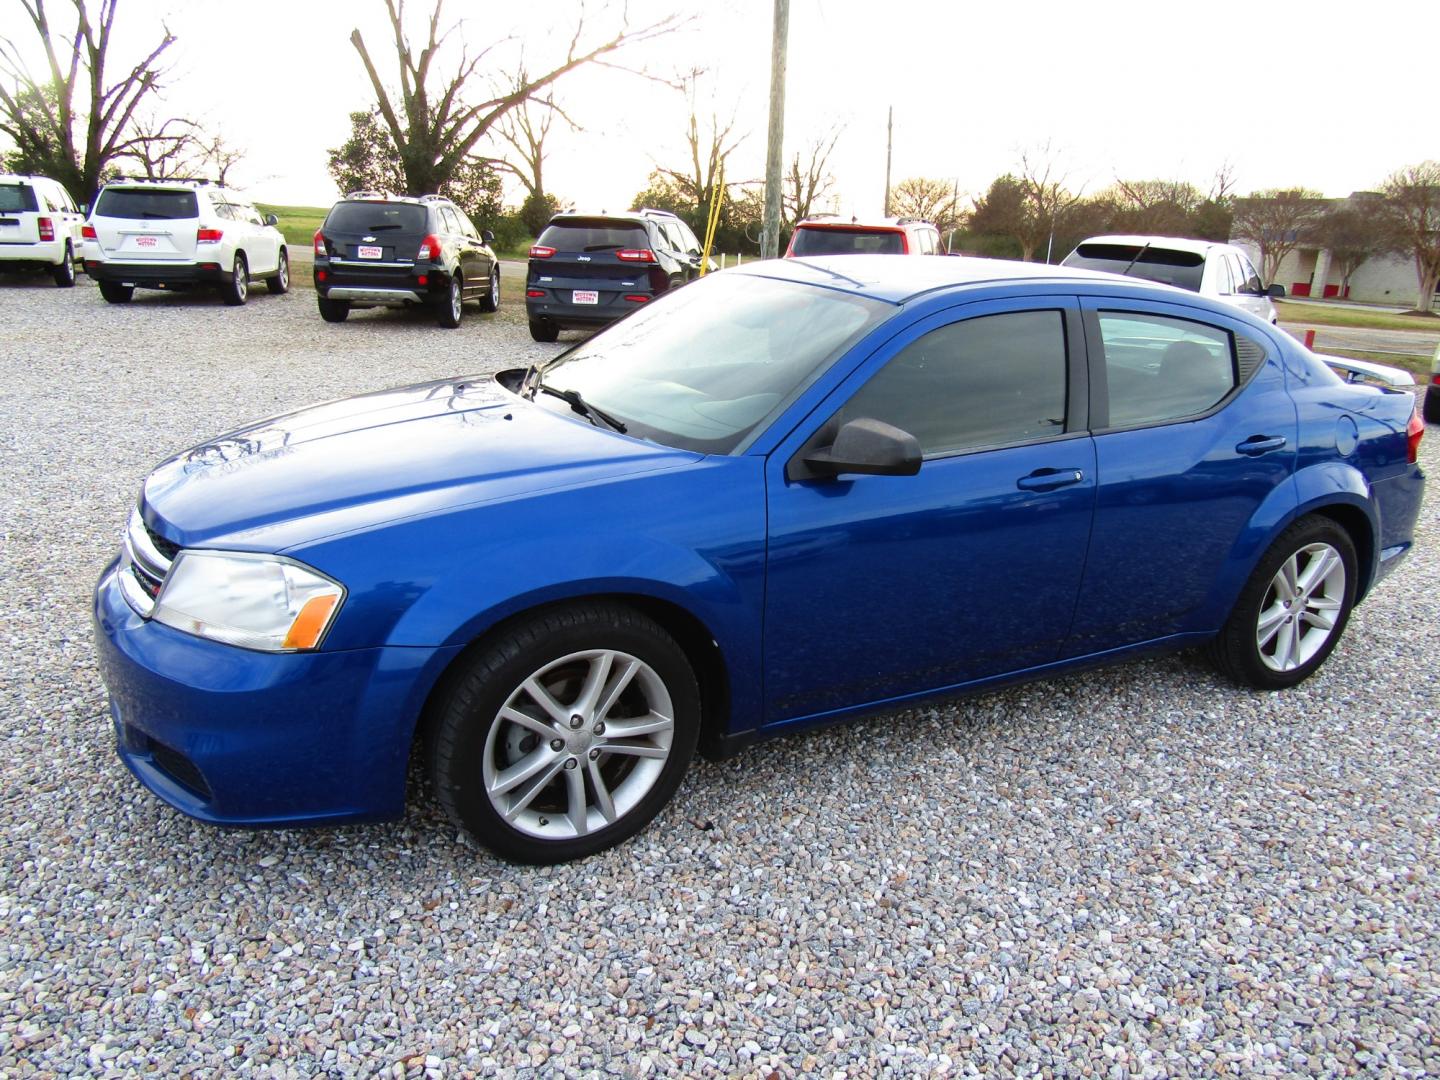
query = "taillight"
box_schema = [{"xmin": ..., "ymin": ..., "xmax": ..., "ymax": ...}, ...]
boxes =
[
  {"xmin": 529, "ymin": 245, "xmax": 555, "ymax": 259},
  {"xmin": 616, "ymin": 249, "xmax": 656, "ymax": 263},
  {"xmin": 313, "ymin": 229, "xmax": 326, "ymax": 257},
  {"xmin": 81, "ymin": 224, "xmax": 96, "ymax": 240},
  {"xmin": 1430, "ymin": 373, "xmax": 1440, "ymax": 386},
  {"xmin": 37, "ymin": 217, "xmax": 54, "ymax": 242},
  {"xmin": 196, "ymin": 227, "xmax": 223, "ymax": 243},
  {"xmin": 417, "ymin": 234, "xmax": 441, "ymax": 261},
  {"xmin": 1407, "ymin": 404, "xmax": 1424, "ymax": 464},
  {"xmin": 623, "ymin": 294, "xmax": 650, "ymax": 303},
  {"xmin": 526, "ymin": 289, "xmax": 545, "ymax": 298}
]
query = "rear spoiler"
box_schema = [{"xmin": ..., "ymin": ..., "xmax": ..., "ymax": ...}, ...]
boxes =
[{"xmin": 1316, "ymin": 353, "xmax": 1415, "ymax": 387}]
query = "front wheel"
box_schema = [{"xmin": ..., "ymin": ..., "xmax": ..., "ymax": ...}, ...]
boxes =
[
  {"xmin": 53, "ymin": 243, "xmax": 76, "ymax": 287},
  {"xmin": 317, "ymin": 296, "xmax": 350, "ymax": 323},
  {"xmin": 98, "ymin": 281, "xmax": 133, "ymax": 304},
  {"xmin": 479, "ymin": 264, "xmax": 500, "ymax": 313},
  {"xmin": 437, "ymin": 273, "xmax": 463, "ymax": 328},
  {"xmin": 427, "ymin": 603, "xmax": 700, "ymax": 864},
  {"xmin": 528, "ymin": 318, "xmax": 559, "ymax": 343},
  {"xmin": 222, "ymin": 254, "xmax": 248, "ymax": 306},
  {"xmin": 1208, "ymin": 516, "xmax": 1357, "ymax": 690},
  {"xmin": 266, "ymin": 250, "xmax": 290, "ymax": 294}
]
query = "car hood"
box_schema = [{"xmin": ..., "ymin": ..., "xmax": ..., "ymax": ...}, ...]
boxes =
[{"xmin": 141, "ymin": 375, "xmax": 700, "ymax": 551}]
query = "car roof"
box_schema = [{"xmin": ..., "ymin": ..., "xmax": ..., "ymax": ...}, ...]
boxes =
[
  {"xmin": 1073, "ymin": 234, "xmax": 1232, "ymax": 256},
  {"xmin": 735, "ymin": 253, "xmax": 1196, "ymax": 305}
]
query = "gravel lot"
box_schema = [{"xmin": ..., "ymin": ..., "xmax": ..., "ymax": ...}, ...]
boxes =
[{"xmin": 2, "ymin": 275, "xmax": 1438, "ymax": 1077}]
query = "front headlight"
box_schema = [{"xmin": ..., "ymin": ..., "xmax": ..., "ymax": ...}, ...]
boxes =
[{"xmin": 152, "ymin": 551, "xmax": 345, "ymax": 652}]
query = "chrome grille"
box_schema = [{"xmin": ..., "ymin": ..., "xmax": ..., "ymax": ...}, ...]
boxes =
[{"xmin": 119, "ymin": 508, "xmax": 175, "ymax": 617}]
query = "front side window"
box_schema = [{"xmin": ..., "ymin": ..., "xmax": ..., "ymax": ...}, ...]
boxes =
[
  {"xmin": 839, "ymin": 310, "xmax": 1068, "ymax": 456},
  {"xmin": 1097, "ymin": 312, "xmax": 1236, "ymax": 427},
  {"xmin": 536, "ymin": 274, "xmax": 890, "ymax": 453}
]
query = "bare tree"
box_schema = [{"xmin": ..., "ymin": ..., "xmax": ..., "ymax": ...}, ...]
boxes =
[
  {"xmin": 1379, "ymin": 161, "xmax": 1440, "ymax": 313},
  {"xmin": 890, "ymin": 176, "xmax": 964, "ymax": 236},
  {"xmin": 1313, "ymin": 196, "xmax": 1388, "ymax": 297},
  {"xmin": 0, "ymin": 0, "xmax": 177, "ymax": 204},
  {"xmin": 112, "ymin": 115, "xmax": 243, "ymax": 184},
  {"xmin": 350, "ymin": 0, "xmax": 680, "ymax": 196},
  {"xmin": 1229, "ymin": 188, "xmax": 1325, "ymax": 286},
  {"xmin": 782, "ymin": 127, "xmax": 841, "ymax": 225},
  {"xmin": 1103, "ymin": 178, "xmax": 1202, "ymax": 235},
  {"xmin": 1016, "ymin": 145, "xmax": 1084, "ymax": 261},
  {"xmin": 654, "ymin": 79, "xmax": 746, "ymax": 215}
]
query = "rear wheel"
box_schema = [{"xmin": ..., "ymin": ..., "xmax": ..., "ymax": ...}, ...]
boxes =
[
  {"xmin": 437, "ymin": 273, "xmax": 463, "ymax": 328},
  {"xmin": 1208, "ymin": 516, "xmax": 1356, "ymax": 690},
  {"xmin": 98, "ymin": 281, "xmax": 133, "ymax": 304},
  {"xmin": 529, "ymin": 318, "xmax": 559, "ymax": 343},
  {"xmin": 479, "ymin": 264, "xmax": 500, "ymax": 313},
  {"xmin": 427, "ymin": 603, "xmax": 700, "ymax": 864},
  {"xmin": 317, "ymin": 296, "xmax": 350, "ymax": 323},
  {"xmin": 52, "ymin": 243, "xmax": 76, "ymax": 287},
  {"xmin": 266, "ymin": 250, "xmax": 290, "ymax": 294},
  {"xmin": 222, "ymin": 253, "xmax": 248, "ymax": 306}
]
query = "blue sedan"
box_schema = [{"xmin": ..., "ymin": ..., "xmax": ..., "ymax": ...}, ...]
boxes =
[{"xmin": 93, "ymin": 257, "xmax": 1427, "ymax": 862}]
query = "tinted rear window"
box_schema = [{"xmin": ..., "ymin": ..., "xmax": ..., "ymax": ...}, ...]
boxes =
[
  {"xmin": 95, "ymin": 188, "xmax": 199, "ymax": 220},
  {"xmin": 0, "ymin": 184, "xmax": 38, "ymax": 213},
  {"xmin": 324, "ymin": 201, "xmax": 427, "ymax": 234},
  {"xmin": 537, "ymin": 219, "xmax": 649, "ymax": 251},
  {"xmin": 790, "ymin": 227, "xmax": 906, "ymax": 256},
  {"xmin": 1063, "ymin": 243, "xmax": 1206, "ymax": 292}
]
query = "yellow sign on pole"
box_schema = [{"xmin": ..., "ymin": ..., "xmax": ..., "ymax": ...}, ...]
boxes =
[{"xmin": 700, "ymin": 164, "xmax": 724, "ymax": 276}]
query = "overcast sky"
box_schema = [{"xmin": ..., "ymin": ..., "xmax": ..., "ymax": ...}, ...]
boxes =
[{"xmin": 17, "ymin": 0, "xmax": 1436, "ymax": 213}]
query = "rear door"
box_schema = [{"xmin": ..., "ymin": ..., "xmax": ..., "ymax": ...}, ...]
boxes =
[
  {"xmin": 91, "ymin": 187, "xmax": 200, "ymax": 261},
  {"xmin": 231, "ymin": 197, "xmax": 278, "ymax": 275},
  {"xmin": 1064, "ymin": 300, "xmax": 1296, "ymax": 655}
]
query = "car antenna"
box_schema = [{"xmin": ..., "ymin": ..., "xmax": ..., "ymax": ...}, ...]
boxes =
[{"xmin": 1119, "ymin": 242, "xmax": 1151, "ymax": 277}]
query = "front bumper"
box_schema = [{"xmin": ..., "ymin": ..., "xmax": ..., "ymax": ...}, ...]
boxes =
[
  {"xmin": 93, "ymin": 561, "xmax": 460, "ymax": 827},
  {"xmin": 84, "ymin": 260, "xmax": 228, "ymax": 287}
]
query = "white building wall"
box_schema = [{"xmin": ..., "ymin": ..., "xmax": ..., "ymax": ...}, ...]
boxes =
[{"xmin": 1233, "ymin": 240, "xmax": 1418, "ymax": 306}]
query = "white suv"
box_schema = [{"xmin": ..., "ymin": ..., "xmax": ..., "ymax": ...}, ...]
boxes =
[
  {"xmin": 1061, "ymin": 234, "xmax": 1282, "ymax": 324},
  {"xmin": 82, "ymin": 179, "xmax": 289, "ymax": 305},
  {"xmin": 0, "ymin": 174, "xmax": 86, "ymax": 287}
]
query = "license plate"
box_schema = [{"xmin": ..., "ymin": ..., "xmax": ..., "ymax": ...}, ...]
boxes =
[
  {"xmin": 572, "ymin": 290, "xmax": 599, "ymax": 305},
  {"xmin": 135, "ymin": 236, "xmax": 157, "ymax": 247},
  {"xmin": 358, "ymin": 245, "xmax": 383, "ymax": 259}
]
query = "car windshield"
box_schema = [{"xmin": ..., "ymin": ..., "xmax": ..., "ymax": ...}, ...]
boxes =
[
  {"xmin": 0, "ymin": 183, "xmax": 38, "ymax": 213},
  {"xmin": 1064, "ymin": 243, "xmax": 1206, "ymax": 292},
  {"xmin": 324, "ymin": 201, "xmax": 427, "ymax": 233},
  {"xmin": 791, "ymin": 227, "xmax": 905, "ymax": 256},
  {"xmin": 94, "ymin": 188, "xmax": 199, "ymax": 220},
  {"xmin": 537, "ymin": 220, "xmax": 649, "ymax": 252},
  {"xmin": 536, "ymin": 273, "xmax": 891, "ymax": 453}
]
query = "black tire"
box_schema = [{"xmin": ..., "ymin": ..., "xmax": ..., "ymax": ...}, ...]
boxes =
[
  {"xmin": 427, "ymin": 603, "xmax": 700, "ymax": 864},
  {"xmin": 98, "ymin": 281, "xmax": 133, "ymax": 304},
  {"xmin": 317, "ymin": 296, "xmax": 350, "ymax": 323},
  {"xmin": 1423, "ymin": 384, "xmax": 1440, "ymax": 426},
  {"xmin": 222, "ymin": 253, "xmax": 248, "ymax": 306},
  {"xmin": 437, "ymin": 273, "xmax": 463, "ymax": 328},
  {"xmin": 52, "ymin": 243, "xmax": 76, "ymax": 287},
  {"xmin": 479, "ymin": 264, "xmax": 500, "ymax": 313},
  {"xmin": 266, "ymin": 249, "xmax": 290, "ymax": 295},
  {"xmin": 1207, "ymin": 516, "xmax": 1357, "ymax": 690},
  {"xmin": 529, "ymin": 318, "xmax": 559, "ymax": 343}
]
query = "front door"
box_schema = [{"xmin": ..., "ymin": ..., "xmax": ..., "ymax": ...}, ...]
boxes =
[{"xmin": 762, "ymin": 299, "xmax": 1097, "ymax": 725}]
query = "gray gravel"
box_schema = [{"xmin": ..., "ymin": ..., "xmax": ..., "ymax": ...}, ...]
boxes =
[{"xmin": 1, "ymin": 274, "xmax": 1438, "ymax": 1077}]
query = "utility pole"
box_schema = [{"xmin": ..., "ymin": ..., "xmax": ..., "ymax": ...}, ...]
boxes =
[
  {"xmin": 883, "ymin": 106, "xmax": 893, "ymax": 217},
  {"xmin": 760, "ymin": 0, "xmax": 789, "ymax": 259}
]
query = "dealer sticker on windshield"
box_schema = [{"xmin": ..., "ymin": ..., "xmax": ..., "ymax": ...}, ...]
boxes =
[
  {"xmin": 358, "ymin": 245, "xmax": 383, "ymax": 259},
  {"xmin": 572, "ymin": 290, "xmax": 599, "ymax": 305}
]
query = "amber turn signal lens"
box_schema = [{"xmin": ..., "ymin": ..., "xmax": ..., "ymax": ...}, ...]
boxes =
[{"xmin": 283, "ymin": 594, "xmax": 341, "ymax": 650}]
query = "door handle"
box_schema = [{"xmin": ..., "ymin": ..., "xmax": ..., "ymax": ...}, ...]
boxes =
[
  {"xmin": 1016, "ymin": 468, "xmax": 1085, "ymax": 492},
  {"xmin": 1236, "ymin": 435, "xmax": 1287, "ymax": 456}
]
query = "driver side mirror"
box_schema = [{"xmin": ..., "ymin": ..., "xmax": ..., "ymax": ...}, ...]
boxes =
[
  {"xmin": 790, "ymin": 417, "xmax": 922, "ymax": 481},
  {"xmin": 482, "ymin": 229, "xmax": 496, "ymax": 245},
  {"xmin": 264, "ymin": 213, "xmax": 279, "ymax": 227},
  {"xmin": 1267, "ymin": 282, "xmax": 1286, "ymax": 298}
]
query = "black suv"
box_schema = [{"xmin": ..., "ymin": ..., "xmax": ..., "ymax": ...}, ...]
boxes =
[
  {"xmin": 313, "ymin": 192, "xmax": 499, "ymax": 328},
  {"xmin": 525, "ymin": 209, "xmax": 713, "ymax": 341}
]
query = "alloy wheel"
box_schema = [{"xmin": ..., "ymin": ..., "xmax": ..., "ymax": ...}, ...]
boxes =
[{"xmin": 1255, "ymin": 541, "xmax": 1346, "ymax": 672}]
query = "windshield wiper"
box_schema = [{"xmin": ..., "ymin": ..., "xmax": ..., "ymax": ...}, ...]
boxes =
[
  {"xmin": 1118, "ymin": 243, "xmax": 1151, "ymax": 277},
  {"xmin": 534, "ymin": 383, "xmax": 627, "ymax": 433}
]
